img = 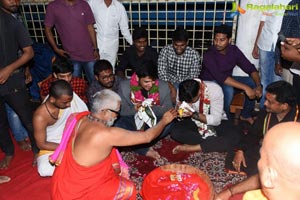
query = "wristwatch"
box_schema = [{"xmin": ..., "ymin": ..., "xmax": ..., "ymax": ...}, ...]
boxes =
[{"xmin": 192, "ymin": 112, "xmax": 199, "ymax": 120}]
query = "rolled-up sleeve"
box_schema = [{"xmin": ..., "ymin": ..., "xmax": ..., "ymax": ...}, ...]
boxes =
[
  {"xmin": 234, "ymin": 47, "xmax": 257, "ymax": 75},
  {"xmin": 205, "ymin": 81, "xmax": 224, "ymax": 126}
]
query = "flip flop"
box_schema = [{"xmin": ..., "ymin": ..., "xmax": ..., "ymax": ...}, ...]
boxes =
[
  {"xmin": 225, "ymin": 169, "xmax": 247, "ymax": 176},
  {"xmin": 0, "ymin": 176, "xmax": 11, "ymax": 184}
]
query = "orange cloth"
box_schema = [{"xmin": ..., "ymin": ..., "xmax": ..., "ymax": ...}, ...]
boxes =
[{"xmin": 51, "ymin": 114, "xmax": 136, "ymax": 200}]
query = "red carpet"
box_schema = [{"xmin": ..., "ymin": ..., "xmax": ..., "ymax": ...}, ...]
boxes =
[
  {"xmin": 0, "ymin": 136, "xmax": 245, "ymax": 200},
  {"xmin": 122, "ymin": 136, "xmax": 246, "ymax": 199},
  {"xmin": 0, "ymin": 144, "xmax": 51, "ymax": 200}
]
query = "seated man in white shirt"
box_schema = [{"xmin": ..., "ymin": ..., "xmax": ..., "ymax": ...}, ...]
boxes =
[{"xmin": 171, "ymin": 79, "xmax": 240, "ymax": 154}]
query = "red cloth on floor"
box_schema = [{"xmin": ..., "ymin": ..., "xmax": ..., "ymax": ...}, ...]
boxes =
[
  {"xmin": 0, "ymin": 146, "xmax": 51, "ymax": 200},
  {"xmin": 141, "ymin": 165, "xmax": 212, "ymax": 200},
  {"xmin": 0, "ymin": 135, "xmax": 245, "ymax": 200}
]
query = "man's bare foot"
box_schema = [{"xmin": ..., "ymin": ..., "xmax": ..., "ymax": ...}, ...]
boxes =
[
  {"xmin": 32, "ymin": 153, "xmax": 38, "ymax": 167},
  {"xmin": 145, "ymin": 148, "xmax": 161, "ymax": 159},
  {"xmin": 172, "ymin": 144, "xmax": 201, "ymax": 154},
  {"xmin": 17, "ymin": 140, "xmax": 31, "ymax": 151},
  {"xmin": 0, "ymin": 176, "xmax": 11, "ymax": 184},
  {"xmin": 0, "ymin": 155, "xmax": 13, "ymax": 170}
]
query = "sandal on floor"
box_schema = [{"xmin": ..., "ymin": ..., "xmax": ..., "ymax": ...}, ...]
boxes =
[{"xmin": 225, "ymin": 169, "xmax": 247, "ymax": 176}]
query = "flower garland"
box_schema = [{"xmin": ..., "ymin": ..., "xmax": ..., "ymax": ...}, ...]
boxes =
[
  {"xmin": 199, "ymin": 79, "xmax": 210, "ymax": 115},
  {"xmin": 192, "ymin": 79, "xmax": 216, "ymax": 139},
  {"xmin": 130, "ymin": 73, "xmax": 160, "ymax": 105}
]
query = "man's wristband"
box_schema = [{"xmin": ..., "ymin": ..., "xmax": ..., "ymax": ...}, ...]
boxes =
[
  {"xmin": 93, "ymin": 48, "xmax": 99, "ymax": 52},
  {"xmin": 192, "ymin": 112, "xmax": 199, "ymax": 120}
]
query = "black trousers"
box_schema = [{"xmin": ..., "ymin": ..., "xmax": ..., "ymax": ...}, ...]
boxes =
[
  {"xmin": 170, "ymin": 118, "xmax": 241, "ymax": 153},
  {"xmin": 293, "ymin": 74, "xmax": 300, "ymax": 106},
  {"xmin": 0, "ymin": 88, "xmax": 39, "ymax": 155}
]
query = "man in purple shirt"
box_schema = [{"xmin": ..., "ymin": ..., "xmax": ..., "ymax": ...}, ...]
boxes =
[
  {"xmin": 200, "ymin": 24, "xmax": 262, "ymax": 123},
  {"xmin": 44, "ymin": 0, "xmax": 99, "ymax": 83}
]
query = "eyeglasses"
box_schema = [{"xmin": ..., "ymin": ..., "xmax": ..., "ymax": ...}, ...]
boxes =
[
  {"xmin": 107, "ymin": 109, "xmax": 120, "ymax": 116},
  {"xmin": 100, "ymin": 74, "xmax": 114, "ymax": 81}
]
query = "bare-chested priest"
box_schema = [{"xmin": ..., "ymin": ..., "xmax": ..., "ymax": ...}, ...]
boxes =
[{"xmin": 33, "ymin": 80, "xmax": 87, "ymax": 176}]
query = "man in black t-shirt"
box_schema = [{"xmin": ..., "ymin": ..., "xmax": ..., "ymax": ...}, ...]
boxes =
[
  {"xmin": 0, "ymin": 0, "xmax": 39, "ymax": 169},
  {"xmin": 116, "ymin": 27, "xmax": 158, "ymax": 79}
]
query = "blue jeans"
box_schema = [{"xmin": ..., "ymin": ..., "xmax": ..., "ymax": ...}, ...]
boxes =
[
  {"xmin": 71, "ymin": 60, "xmax": 95, "ymax": 83},
  {"xmin": 221, "ymin": 76, "xmax": 256, "ymax": 119},
  {"xmin": 5, "ymin": 103, "xmax": 28, "ymax": 142},
  {"xmin": 114, "ymin": 116, "xmax": 175, "ymax": 155},
  {"xmin": 259, "ymin": 48, "xmax": 282, "ymax": 108}
]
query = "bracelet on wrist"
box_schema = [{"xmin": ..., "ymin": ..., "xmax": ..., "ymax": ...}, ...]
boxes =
[{"xmin": 93, "ymin": 48, "xmax": 99, "ymax": 52}]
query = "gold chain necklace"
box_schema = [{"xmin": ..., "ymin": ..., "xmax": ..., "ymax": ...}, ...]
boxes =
[
  {"xmin": 44, "ymin": 102, "xmax": 58, "ymax": 120},
  {"xmin": 263, "ymin": 105, "xmax": 299, "ymax": 136}
]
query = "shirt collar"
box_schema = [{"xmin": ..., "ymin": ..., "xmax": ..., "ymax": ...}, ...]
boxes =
[
  {"xmin": 59, "ymin": 0, "xmax": 79, "ymax": 7},
  {"xmin": 211, "ymin": 44, "xmax": 233, "ymax": 55}
]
